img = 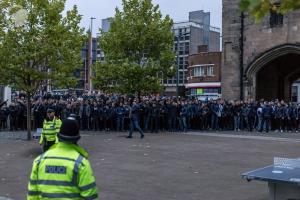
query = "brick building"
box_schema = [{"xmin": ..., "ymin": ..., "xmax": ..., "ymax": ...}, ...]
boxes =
[
  {"xmin": 164, "ymin": 10, "xmax": 221, "ymax": 97},
  {"xmin": 222, "ymin": 0, "xmax": 300, "ymax": 101},
  {"xmin": 187, "ymin": 45, "xmax": 222, "ymax": 100}
]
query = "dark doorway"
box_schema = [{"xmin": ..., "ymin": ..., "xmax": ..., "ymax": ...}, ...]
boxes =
[{"xmin": 256, "ymin": 53, "xmax": 300, "ymax": 101}]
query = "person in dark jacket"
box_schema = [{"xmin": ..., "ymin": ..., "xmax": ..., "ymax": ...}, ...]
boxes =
[
  {"xmin": 159, "ymin": 101, "xmax": 167, "ymax": 131},
  {"xmin": 9, "ymin": 102, "xmax": 18, "ymax": 131},
  {"xmin": 116, "ymin": 102, "xmax": 125, "ymax": 131},
  {"xmin": 241, "ymin": 103, "xmax": 248, "ymax": 131},
  {"xmin": 274, "ymin": 103, "xmax": 284, "ymax": 132},
  {"xmin": 149, "ymin": 102, "xmax": 160, "ymax": 133},
  {"xmin": 33, "ymin": 99, "xmax": 45, "ymax": 129},
  {"xmin": 79, "ymin": 100, "xmax": 90, "ymax": 130},
  {"xmin": 210, "ymin": 101, "xmax": 219, "ymax": 131},
  {"xmin": 123, "ymin": 101, "xmax": 131, "ymax": 131},
  {"xmin": 167, "ymin": 101, "xmax": 177, "ymax": 132},
  {"xmin": 202, "ymin": 104, "xmax": 210, "ymax": 130},
  {"xmin": 291, "ymin": 104, "xmax": 299, "ymax": 132},
  {"xmin": 233, "ymin": 101, "xmax": 242, "ymax": 131},
  {"xmin": 143, "ymin": 101, "xmax": 150, "ymax": 132},
  {"xmin": 179, "ymin": 102, "xmax": 188, "ymax": 132},
  {"xmin": 91, "ymin": 101, "xmax": 100, "ymax": 131},
  {"xmin": 259, "ymin": 102, "xmax": 272, "ymax": 133},
  {"xmin": 127, "ymin": 100, "xmax": 144, "ymax": 139},
  {"xmin": 16, "ymin": 100, "xmax": 26, "ymax": 130},
  {"xmin": 0, "ymin": 105, "xmax": 8, "ymax": 130},
  {"xmin": 285, "ymin": 103, "xmax": 293, "ymax": 132},
  {"xmin": 247, "ymin": 103, "xmax": 256, "ymax": 132},
  {"xmin": 190, "ymin": 100, "xmax": 198, "ymax": 130}
]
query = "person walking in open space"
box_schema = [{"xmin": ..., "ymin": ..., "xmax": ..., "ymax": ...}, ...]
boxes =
[{"xmin": 127, "ymin": 99, "xmax": 144, "ymax": 139}]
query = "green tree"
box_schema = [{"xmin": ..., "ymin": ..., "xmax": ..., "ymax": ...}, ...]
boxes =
[
  {"xmin": 94, "ymin": 0, "xmax": 175, "ymax": 95},
  {"xmin": 240, "ymin": 0, "xmax": 300, "ymax": 21},
  {"xmin": 0, "ymin": 0, "xmax": 85, "ymax": 140}
]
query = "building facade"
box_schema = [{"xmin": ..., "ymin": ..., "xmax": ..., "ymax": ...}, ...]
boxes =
[
  {"xmin": 101, "ymin": 18, "xmax": 113, "ymax": 33},
  {"xmin": 187, "ymin": 45, "xmax": 222, "ymax": 100},
  {"xmin": 222, "ymin": 0, "xmax": 300, "ymax": 101},
  {"xmin": 164, "ymin": 10, "xmax": 221, "ymax": 96},
  {"xmin": 0, "ymin": 86, "xmax": 11, "ymax": 104}
]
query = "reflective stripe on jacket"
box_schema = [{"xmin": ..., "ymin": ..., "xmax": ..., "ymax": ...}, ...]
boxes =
[
  {"xmin": 39, "ymin": 118, "xmax": 62, "ymax": 144},
  {"xmin": 27, "ymin": 142, "xmax": 98, "ymax": 200}
]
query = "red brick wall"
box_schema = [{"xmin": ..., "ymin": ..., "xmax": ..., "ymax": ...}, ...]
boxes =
[{"xmin": 188, "ymin": 52, "xmax": 222, "ymax": 84}]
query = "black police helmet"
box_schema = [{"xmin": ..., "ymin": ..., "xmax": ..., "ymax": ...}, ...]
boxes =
[
  {"xmin": 47, "ymin": 108, "xmax": 55, "ymax": 113},
  {"xmin": 57, "ymin": 116, "xmax": 80, "ymax": 142}
]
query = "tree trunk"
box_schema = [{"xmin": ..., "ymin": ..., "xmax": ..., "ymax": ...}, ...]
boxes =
[
  {"xmin": 26, "ymin": 95, "xmax": 31, "ymax": 140},
  {"xmin": 138, "ymin": 91, "xmax": 141, "ymax": 101}
]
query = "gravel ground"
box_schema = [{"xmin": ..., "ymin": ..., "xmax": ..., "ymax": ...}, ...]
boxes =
[{"xmin": 0, "ymin": 131, "xmax": 300, "ymax": 200}]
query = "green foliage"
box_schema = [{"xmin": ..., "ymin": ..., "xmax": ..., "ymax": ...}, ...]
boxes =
[
  {"xmin": 0, "ymin": 0, "xmax": 85, "ymax": 139},
  {"xmin": 240, "ymin": 0, "xmax": 300, "ymax": 21},
  {"xmin": 94, "ymin": 0, "xmax": 175, "ymax": 95},
  {"xmin": 94, "ymin": 60, "xmax": 166, "ymax": 94},
  {"xmin": 0, "ymin": 0, "xmax": 85, "ymax": 96}
]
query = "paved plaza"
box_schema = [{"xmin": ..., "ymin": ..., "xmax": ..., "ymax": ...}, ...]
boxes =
[{"xmin": 1, "ymin": 131, "xmax": 300, "ymax": 200}]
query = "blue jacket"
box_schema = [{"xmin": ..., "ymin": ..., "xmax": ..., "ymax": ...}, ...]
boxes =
[
  {"xmin": 115, "ymin": 106, "xmax": 125, "ymax": 117},
  {"xmin": 180, "ymin": 106, "xmax": 188, "ymax": 117},
  {"xmin": 262, "ymin": 105, "xmax": 272, "ymax": 118},
  {"xmin": 211, "ymin": 103, "xmax": 219, "ymax": 116},
  {"xmin": 130, "ymin": 105, "xmax": 140, "ymax": 120}
]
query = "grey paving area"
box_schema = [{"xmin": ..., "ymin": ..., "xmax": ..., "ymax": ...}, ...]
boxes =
[{"xmin": 1, "ymin": 131, "xmax": 300, "ymax": 200}]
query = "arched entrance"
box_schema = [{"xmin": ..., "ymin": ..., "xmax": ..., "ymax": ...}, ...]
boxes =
[{"xmin": 245, "ymin": 44, "xmax": 300, "ymax": 101}]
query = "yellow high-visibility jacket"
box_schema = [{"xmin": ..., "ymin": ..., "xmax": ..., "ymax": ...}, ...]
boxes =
[
  {"xmin": 39, "ymin": 117, "xmax": 62, "ymax": 144},
  {"xmin": 27, "ymin": 142, "xmax": 98, "ymax": 200}
]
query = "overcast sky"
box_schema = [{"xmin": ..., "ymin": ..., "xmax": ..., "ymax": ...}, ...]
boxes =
[{"xmin": 65, "ymin": 0, "xmax": 222, "ymax": 36}]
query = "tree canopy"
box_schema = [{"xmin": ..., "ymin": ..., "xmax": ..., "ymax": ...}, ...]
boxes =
[
  {"xmin": 94, "ymin": 0, "xmax": 175, "ymax": 95},
  {"xmin": 240, "ymin": 0, "xmax": 300, "ymax": 21},
  {"xmin": 0, "ymin": 0, "xmax": 85, "ymax": 95},
  {"xmin": 0, "ymin": 0, "xmax": 85, "ymax": 139}
]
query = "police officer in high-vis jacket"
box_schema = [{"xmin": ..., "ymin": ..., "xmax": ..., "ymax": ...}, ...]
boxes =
[
  {"xmin": 40, "ymin": 109, "xmax": 62, "ymax": 152},
  {"xmin": 28, "ymin": 116, "xmax": 98, "ymax": 200}
]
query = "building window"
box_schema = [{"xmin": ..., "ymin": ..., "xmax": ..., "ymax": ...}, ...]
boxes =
[
  {"xmin": 179, "ymin": 57, "xmax": 184, "ymax": 65},
  {"xmin": 193, "ymin": 66, "xmax": 205, "ymax": 77},
  {"xmin": 204, "ymin": 88, "xmax": 220, "ymax": 94},
  {"xmin": 207, "ymin": 66, "xmax": 214, "ymax": 76},
  {"xmin": 185, "ymin": 27, "xmax": 190, "ymax": 34},
  {"xmin": 270, "ymin": 11, "xmax": 283, "ymax": 28},
  {"xmin": 292, "ymin": 86, "xmax": 298, "ymax": 102},
  {"xmin": 179, "ymin": 71, "xmax": 184, "ymax": 79},
  {"xmin": 174, "ymin": 29, "xmax": 178, "ymax": 35}
]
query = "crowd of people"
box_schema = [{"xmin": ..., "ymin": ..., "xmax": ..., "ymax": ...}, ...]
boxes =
[{"xmin": 1, "ymin": 93, "xmax": 300, "ymax": 133}]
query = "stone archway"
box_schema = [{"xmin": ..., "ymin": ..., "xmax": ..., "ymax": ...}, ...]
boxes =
[{"xmin": 244, "ymin": 44, "xmax": 300, "ymax": 101}]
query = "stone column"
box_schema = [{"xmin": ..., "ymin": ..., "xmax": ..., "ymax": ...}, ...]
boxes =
[{"xmin": 222, "ymin": 0, "xmax": 242, "ymax": 100}]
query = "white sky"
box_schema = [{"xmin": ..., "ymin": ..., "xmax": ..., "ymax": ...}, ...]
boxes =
[{"xmin": 65, "ymin": 0, "xmax": 222, "ymax": 36}]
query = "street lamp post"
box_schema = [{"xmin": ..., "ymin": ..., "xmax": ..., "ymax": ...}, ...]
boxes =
[
  {"xmin": 176, "ymin": 35, "xmax": 180, "ymax": 99},
  {"xmin": 88, "ymin": 17, "xmax": 96, "ymax": 93}
]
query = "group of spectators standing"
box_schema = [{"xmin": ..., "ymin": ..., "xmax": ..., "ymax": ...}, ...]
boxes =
[{"xmin": 1, "ymin": 93, "xmax": 300, "ymax": 133}]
